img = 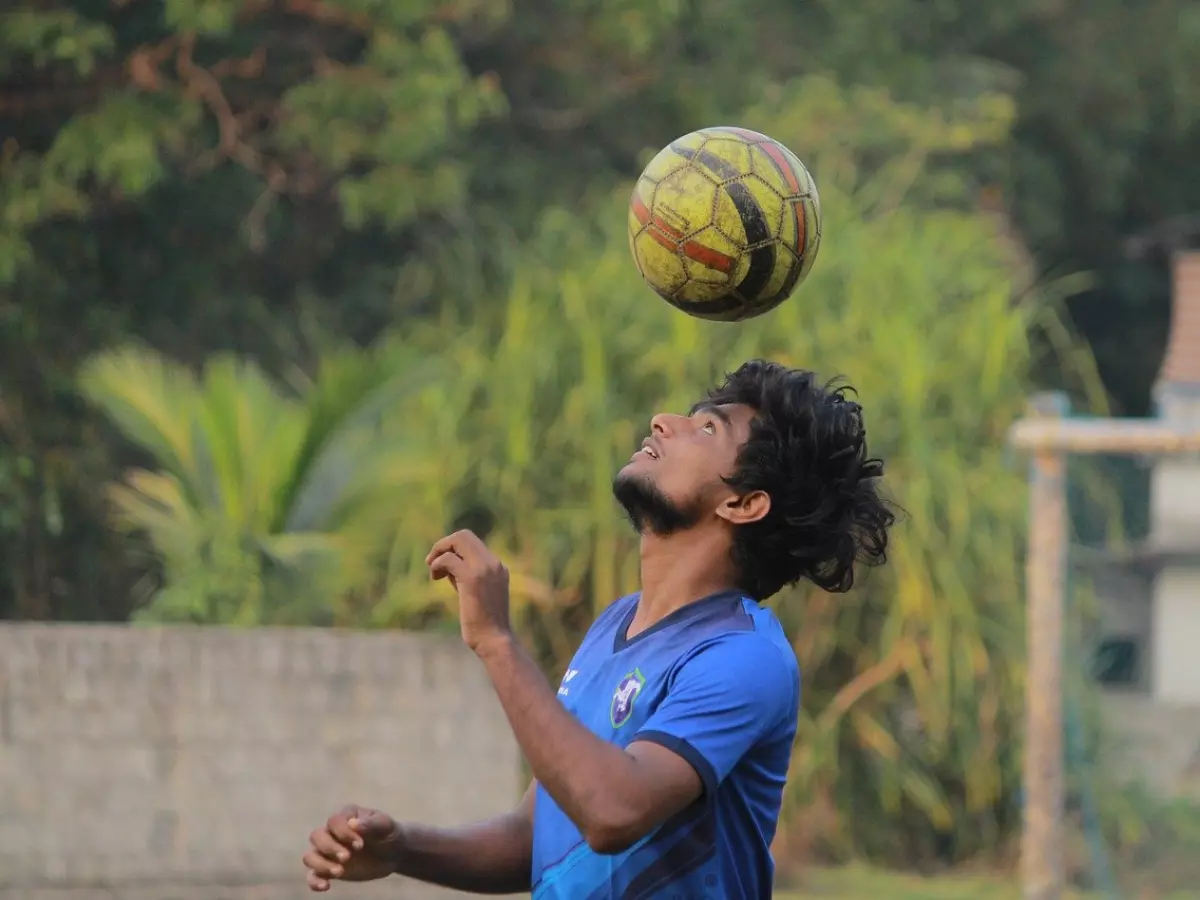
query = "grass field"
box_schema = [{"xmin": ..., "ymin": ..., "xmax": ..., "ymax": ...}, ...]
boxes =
[
  {"xmin": 775, "ymin": 865, "xmax": 1079, "ymax": 900},
  {"xmin": 507, "ymin": 863, "xmax": 1196, "ymax": 898},
  {"xmin": 775, "ymin": 864, "xmax": 1194, "ymax": 900}
]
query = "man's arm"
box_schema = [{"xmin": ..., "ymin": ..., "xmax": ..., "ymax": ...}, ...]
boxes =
[
  {"xmin": 384, "ymin": 782, "xmax": 535, "ymax": 897},
  {"xmin": 303, "ymin": 783, "xmax": 535, "ymax": 894},
  {"xmin": 476, "ymin": 636, "xmax": 704, "ymax": 855},
  {"xmin": 389, "ymin": 780, "xmax": 536, "ymax": 894},
  {"xmin": 425, "ymin": 530, "xmax": 706, "ymax": 855},
  {"xmin": 475, "ymin": 631, "xmax": 798, "ymax": 856}
]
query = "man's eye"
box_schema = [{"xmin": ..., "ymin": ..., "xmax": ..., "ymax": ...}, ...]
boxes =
[{"xmin": 702, "ymin": 421, "xmax": 716, "ymax": 434}]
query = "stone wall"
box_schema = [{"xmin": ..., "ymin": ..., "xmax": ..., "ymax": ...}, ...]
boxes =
[
  {"xmin": 1101, "ymin": 692, "xmax": 1200, "ymax": 800},
  {"xmin": 0, "ymin": 624, "xmax": 522, "ymax": 899}
]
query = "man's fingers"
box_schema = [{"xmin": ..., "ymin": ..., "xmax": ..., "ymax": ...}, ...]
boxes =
[
  {"xmin": 425, "ymin": 530, "xmax": 485, "ymax": 566},
  {"xmin": 310, "ymin": 828, "xmax": 351, "ymax": 861},
  {"xmin": 307, "ymin": 870, "xmax": 330, "ymax": 892},
  {"xmin": 429, "ymin": 551, "xmax": 465, "ymax": 582},
  {"xmin": 326, "ymin": 815, "xmax": 364, "ymax": 851},
  {"xmin": 302, "ymin": 847, "xmax": 344, "ymax": 879},
  {"xmin": 424, "ymin": 533, "xmax": 460, "ymax": 566}
]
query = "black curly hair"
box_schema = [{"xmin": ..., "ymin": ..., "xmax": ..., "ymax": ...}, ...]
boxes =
[{"xmin": 702, "ymin": 359, "xmax": 895, "ymax": 600}]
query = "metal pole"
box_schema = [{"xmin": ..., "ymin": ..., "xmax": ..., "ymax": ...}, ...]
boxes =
[
  {"xmin": 1007, "ymin": 401, "xmax": 1200, "ymax": 899},
  {"xmin": 1020, "ymin": 393, "xmax": 1068, "ymax": 900},
  {"xmin": 1010, "ymin": 418, "xmax": 1200, "ymax": 454}
]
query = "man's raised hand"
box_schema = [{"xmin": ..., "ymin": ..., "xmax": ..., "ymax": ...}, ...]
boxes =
[{"xmin": 426, "ymin": 530, "xmax": 513, "ymax": 655}]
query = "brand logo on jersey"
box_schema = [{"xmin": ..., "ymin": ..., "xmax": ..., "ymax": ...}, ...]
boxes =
[
  {"xmin": 557, "ymin": 668, "xmax": 580, "ymax": 697},
  {"xmin": 610, "ymin": 669, "xmax": 646, "ymax": 728}
]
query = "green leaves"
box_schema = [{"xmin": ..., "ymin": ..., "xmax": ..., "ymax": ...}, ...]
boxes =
[
  {"xmin": 51, "ymin": 93, "xmax": 201, "ymax": 193},
  {"xmin": 272, "ymin": 11, "xmax": 506, "ymax": 230},
  {"xmin": 0, "ymin": 10, "xmax": 114, "ymax": 75},
  {"xmin": 78, "ymin": 340, "xmax": 440, "ymax": 625},
  {"xmin": 0, "ymin": 0, "xmax": 510, "ymax": 289},
  {"xmin": 161, "ymin": 0, "xmax": 241, "ymax": 36},
  {"xmin": 0, "ymin": 90, "xmax": 204, "ymax": 286}
]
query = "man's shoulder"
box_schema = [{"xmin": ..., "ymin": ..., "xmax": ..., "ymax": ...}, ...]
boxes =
[
  {"xmin": 683, "ymin": 615, "xmax": 798, "ymax": 682},
  {"xmin": 740, "ymin": 601, "xmax": 800, "ymax": 673},
  {"xmin": 671, "ymin": 607, "xmax": 801, "ymax": 721}
]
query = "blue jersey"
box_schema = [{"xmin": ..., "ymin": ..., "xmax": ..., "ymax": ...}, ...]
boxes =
[{"xmin": 531, "ymin": 590, "xmax": 801, "ymax": 900}]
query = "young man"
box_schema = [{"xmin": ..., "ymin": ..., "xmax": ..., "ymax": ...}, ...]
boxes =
[{"xmin": 301, "ymin": 359, "xmax": 894, "ymax": 899}]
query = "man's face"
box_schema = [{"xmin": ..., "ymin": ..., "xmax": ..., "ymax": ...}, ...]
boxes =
[{"xmin": 612, "ymin": 402, "xmax": 759, "ymax": 536}]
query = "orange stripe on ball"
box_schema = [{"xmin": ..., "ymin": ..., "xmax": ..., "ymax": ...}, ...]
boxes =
[{"xmin": 680, "ymin": 240, "xmax": 736, "ymax": 275}]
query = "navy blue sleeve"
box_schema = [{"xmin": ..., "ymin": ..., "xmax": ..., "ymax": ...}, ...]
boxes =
[{"xmin": 632, "ymin": 635, "xmax": 798, "ymax": 797}]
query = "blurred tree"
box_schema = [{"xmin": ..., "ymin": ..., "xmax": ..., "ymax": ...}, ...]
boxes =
[
  {"xmin": 0, "ymin": 0, "xmax": 508, "ymax": 619},
  {"xmin": 77, "ymin": 337, "xmax": 442, "ymax": 624},
  {"xmin": 1011, "ymin": 3, "xmax": 1200, "ymax": 415},
  {"xmin": 3, "ymin": 0, "xmax": 1196, "ymax": 619},
  {"xmin": 802, "ymin": 0, "xmax": 1200, "ymax": 414}
]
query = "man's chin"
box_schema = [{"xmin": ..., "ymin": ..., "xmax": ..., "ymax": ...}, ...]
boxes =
[
  {"xmin": 615, "ymin": 461, "xmax": 641, "ymax": 482},
  {"xmin": 612, "ymin": 466, "xmax": 655, "ymax": 497},
  {"xmin": 611, "ymin": 470, "xmax": 699, "ymax": 536}
]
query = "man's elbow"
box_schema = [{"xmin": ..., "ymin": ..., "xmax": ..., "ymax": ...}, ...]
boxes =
[
  {"xmin": 582, "ymin": 819, "xmax": 643, "ymax": 856},
  {"xmin": 579, "ymin": 800, "xmax": 651, "ymax": 856},
  {"xmin": 575, "ymin": 754, "xmax": 704, "ymax": 855}
]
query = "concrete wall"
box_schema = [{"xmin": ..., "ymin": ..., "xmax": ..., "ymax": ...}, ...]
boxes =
[
  {"xmin": 1094, "ymin": 566, "xmax": 1154, "ymax": 691},
  {"xmin": 1150, "ymin": 457, "xmax": 1200, "ymax": 537},
  {"xmin": 1101, "ymin": 693, "xmax": 1200, "ymax": 801},
  {"xmin": 1152, "ymin": 566, "xmax": 1200, "ymax": 703},
  {"xmin": 0, "ymin": 624, "xmax": 522, "ymax": 899},
  {"xmin": 1148, "ymin": 388, "xmax": 1200, "ymax": 704}
]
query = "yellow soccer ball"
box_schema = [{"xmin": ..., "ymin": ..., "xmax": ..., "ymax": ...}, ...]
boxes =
[{"xmin": 628, "ymin": 127, "xmax": 821, "ymax": 322}]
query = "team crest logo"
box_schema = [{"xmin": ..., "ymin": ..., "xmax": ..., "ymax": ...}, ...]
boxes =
[{"xmin": 610, "ymin": 669, "xmax": 646, "ymax": 728}]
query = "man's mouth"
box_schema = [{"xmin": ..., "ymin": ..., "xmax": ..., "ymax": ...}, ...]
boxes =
[{"xmin": 638, "ymin": 438, "xmax": 660, "ymax": 460}]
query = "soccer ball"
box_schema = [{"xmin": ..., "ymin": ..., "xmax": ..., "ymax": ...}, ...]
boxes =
[{"xmin": 628, "ymin": 127, "xmax": 821, "ymax": 322}]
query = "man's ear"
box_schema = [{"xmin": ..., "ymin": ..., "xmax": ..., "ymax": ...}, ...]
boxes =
[{"xmin": 716, "ymin": 489, "xmax": 771, "ymax": 525}]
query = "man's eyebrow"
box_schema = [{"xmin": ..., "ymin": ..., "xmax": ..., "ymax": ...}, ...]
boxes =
[{"xmin": 689, "ymin": 402, "xmax": 733, "ymax": 427}]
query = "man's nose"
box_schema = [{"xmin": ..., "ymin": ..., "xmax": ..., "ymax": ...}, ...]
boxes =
[{"xmin": 650, "ymin": 413, "xmax": 686, "ymax": 437}]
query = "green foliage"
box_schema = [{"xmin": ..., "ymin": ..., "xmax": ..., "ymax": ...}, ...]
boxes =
[
  {"xmin": 0, "ymin": 10, "xmax": 112, "ymax": 76},
  {"xmin": 78, "ymin": 339, "xmax": 444, "ymax": 624},
  {"xmin": 779, "ymin": 863, "xmax": 1099, "ymax": 900},
  {"xmin": 0, "ymin": 0, "xmax": 507, "ymax": 285}
]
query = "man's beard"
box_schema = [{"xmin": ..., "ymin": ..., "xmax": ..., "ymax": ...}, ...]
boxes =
[{"xmin": 612, "ymin": 470, "xmax": 703, "ymax": 536}]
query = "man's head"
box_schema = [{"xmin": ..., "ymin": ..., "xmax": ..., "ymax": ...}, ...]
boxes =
[{"xmin": 612, "ymin": 359, "xmax": 894, "ymax": 600}]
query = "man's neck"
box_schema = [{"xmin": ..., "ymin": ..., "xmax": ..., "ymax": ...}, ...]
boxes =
[{"xmin": 630, "ymin": 529, "xmax": 738, "ymax": 638}]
